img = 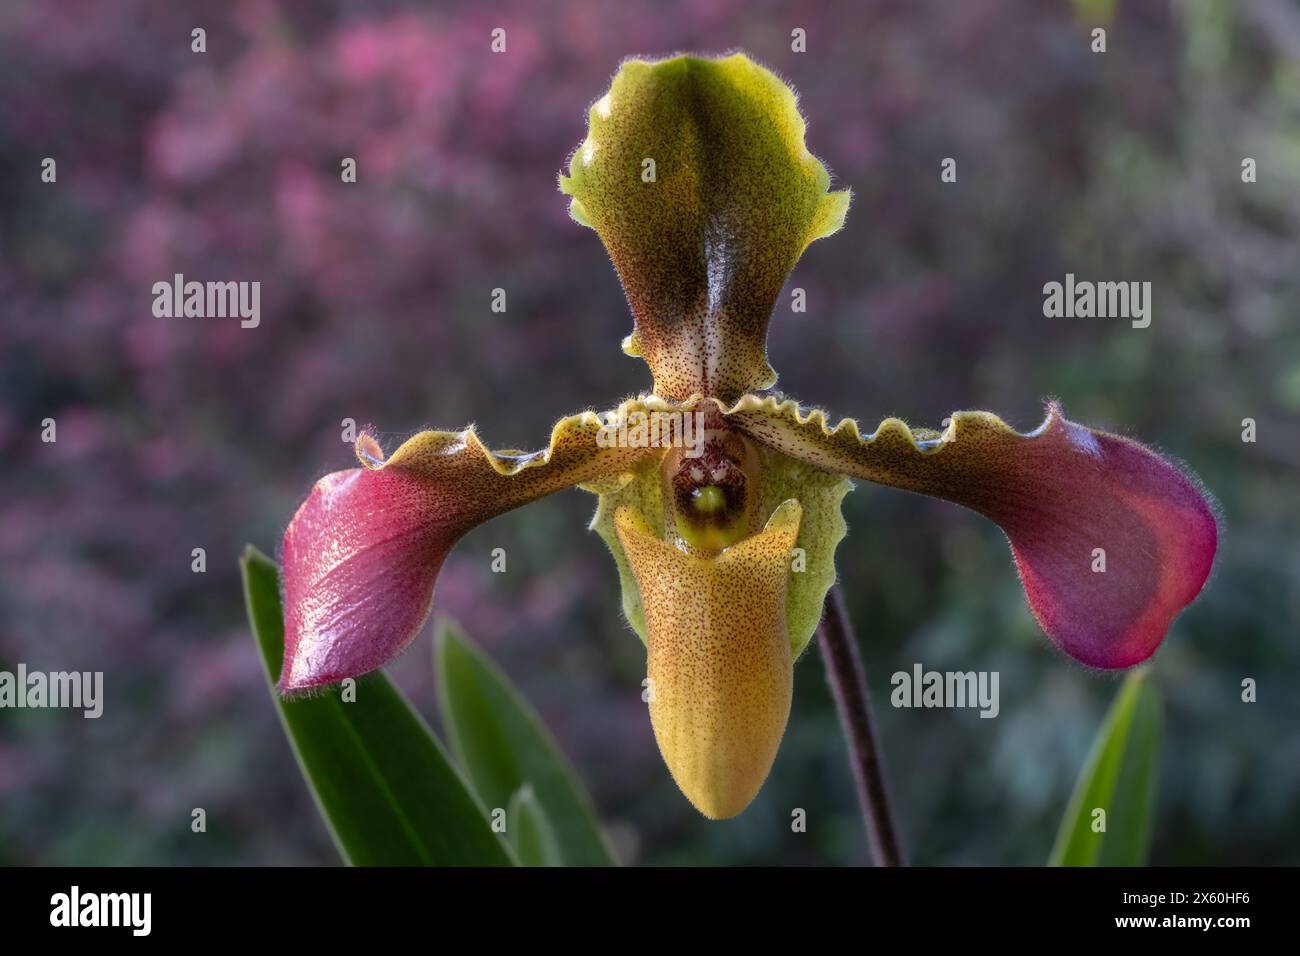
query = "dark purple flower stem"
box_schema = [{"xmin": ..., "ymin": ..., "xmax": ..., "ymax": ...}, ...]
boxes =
[{"xmin": 818, "ymin": 586, "xmax": 906, "ymax": 866}]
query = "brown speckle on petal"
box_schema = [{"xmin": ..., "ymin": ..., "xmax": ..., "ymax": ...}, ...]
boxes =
[{"xmin": 615, "ymin": 499, "xmax": 801, "ymax": 819}]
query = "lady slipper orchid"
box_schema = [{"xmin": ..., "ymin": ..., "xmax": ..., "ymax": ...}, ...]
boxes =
[{"xmin": 280, "ymin": 53, "xmax": 1217, "ymax": 820}]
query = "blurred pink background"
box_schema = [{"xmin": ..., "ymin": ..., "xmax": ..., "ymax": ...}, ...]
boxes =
[{"xmin": 2, "ymin": 0, "xmax": 1297, "ymax": 864}]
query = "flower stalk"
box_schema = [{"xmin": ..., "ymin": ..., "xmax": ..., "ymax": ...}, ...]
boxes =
[{"xmin": 819, "ymin": 586, "xmax": 905, "ymax": 866}]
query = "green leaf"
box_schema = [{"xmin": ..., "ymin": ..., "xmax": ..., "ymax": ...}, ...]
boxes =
[
  {"xmin": 240, "ymin": 546, "xmax": 514, "ymax": 867},
  {"xmin": 507, "ymin": 786, "xmax": 564, "ymax": 867},
  {"xmin": 1049, "ymin": 668, "xmax": 1163, "ymax": 866},
  {"xmin": 435, "ymin": 619, "xmax": 619, "ymax": 866}
]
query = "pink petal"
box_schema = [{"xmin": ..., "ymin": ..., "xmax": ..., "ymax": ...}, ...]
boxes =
[
  {"xmin": 279, "ymin": 410, "xmax": 657, "ymax": 691},
  {"xmin": 724, "ymin": 396, "xmax": 1217, "ymax": 668},
  {"xmin": 280, "ymin": 466, "xmax": 453, "ymax": 691}
]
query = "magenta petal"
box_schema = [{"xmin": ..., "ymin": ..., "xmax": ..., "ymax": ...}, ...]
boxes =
[
  {"xmin": 278, "ymin": 409, "xmax": 658, "ymax": 692},
  {"xmin": 723, "ymin": 396, "xmax": 1218, "ymax": 669},
  {"xmin": 280, "ymin": 467, "xmax": 449, "ymax": 692},
  {"xmin": 1000, "ymin": 419, "xmax": 1218, "ymax": 668}
]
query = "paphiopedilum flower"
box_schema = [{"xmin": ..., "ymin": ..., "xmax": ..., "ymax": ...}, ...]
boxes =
[{"xmin": 280, "ymin": 53, "xmax": 1217, "ymax": 820}]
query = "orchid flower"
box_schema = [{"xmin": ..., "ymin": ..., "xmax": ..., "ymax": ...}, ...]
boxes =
[{"xmin": 279, "ymin": 53, "xmax": 1217, "ymax": 820}]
